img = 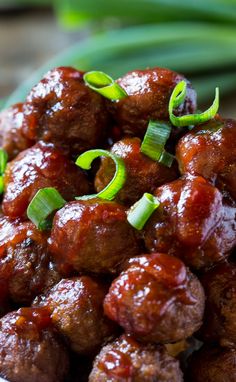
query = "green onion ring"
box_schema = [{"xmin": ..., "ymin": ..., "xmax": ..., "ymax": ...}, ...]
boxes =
[
  {"xmin": 169, "ymin": 80, "xmax": 219, "ymax": 127},
  {"xmin": 75, "ymin": 149, "xmax": 126, "ymax": 201},
  {"xmin": 0, "ymin": 149, "xmax": 8, "ymax": 194},
  {"xmin": 141, "ymin": 120, "xmax": 174, "ymax": 167},
  {"xmin": 27, "ymin": 187, "xmax": 66, "ymax": 230},
  {"xmin": 127, "ymin": 192, "xmax": 160, "ymax": 230},
  {"xmin": 83, "ymin": 71, "xmax": 127, "ymax": 100}
]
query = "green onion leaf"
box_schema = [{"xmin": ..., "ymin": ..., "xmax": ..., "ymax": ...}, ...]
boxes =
[
  {"xmin": 0, "ymin": 149, "xmax": 8, "ymax": 195},
  {"xmin": 75, "ymin": 149, "xmax": 126, "ymax": 200},
  {"xmin": 27, "ymin": 188, "xmax": 66, "ymax": 230},
  {"xmin": 140, "ymin": 120, "xmax": 174, "ymax": 167},
  {"xmin": 83, "ymin": 71, "xmax": 127, "ymax": 101},
  {"xmin": 169, "ymin": 80, "xmax": 219, "ymax": 127},
  {"xmin": 141, "ymin": 120, "xmax": 172, "ymax": 161},
  {"xmin": 127, "ymin": 193, "xmax": 160, "ymax": 230},
  {"xmin": 0, "ymin": 149, "xmax": 8, "ymax": 175}
]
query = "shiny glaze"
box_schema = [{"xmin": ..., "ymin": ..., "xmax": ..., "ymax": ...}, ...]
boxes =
[
  {"xmin": 49, "ymin": 199, "xmax": 139, "ymax": 275},
  {"xmin": 199, "ymin": 261, "xmax": 236, "ymax": 346},
  {"xmin": 0, "ymin": 103, "xmax": 33, "ymax": 160},
  {"xmin": 2, "ymin": 140, "xmax": 89, "ymax": 218},
  {"xmin": 90, "ymin": 334, "xmax": 183, "ymax": 382},
  {"xmin": 22, "ymin": 67, "xmax": 110, "ymax": 154},
  {"xmin": 144, "ymin": 175, "xmax": 236, "ymax": 269},
  {"xmin": 110, "ymin": 67, "xmax": 197, "ymax": 137},
  {"xmin": 95, "ymin": 137, "xmax": 178, "ymax": 205},
  {"xmin": 104, "ymin": 253, "xmax": 204, "ymax": 343},
  {"xmin": 176, "ymin": 118, "xmax": 236, "ymax": 200},
  {"xmin": 37, "ymin": 276, "xmax": 116, "ymax": 355},
  {"xmin": 0, "ymin": 215, "xmax": 60, "ymax": 305}
]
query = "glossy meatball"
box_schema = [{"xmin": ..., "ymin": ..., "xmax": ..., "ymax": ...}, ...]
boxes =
[
  {"xmin": 104, "ymin": 253, "xmax": 205, "ymax": 344},
  {"xmin": 186, "ymin": 345, "xmax": 236, "ymax": 382},
  {"xmin": 49, "ymin": 198, "xmax": 139, "ymax": 275},
  {"xmin": 0, "ymin": 215, "xmax": 60, "ymax": 304},
  {"xmin": 89, "ymin": 334, "xmax": 183, "ymax": 382},
  {"xmin": 37, "ymin": 276, "xmax": 116, "ymax": 355},
  {"xmin": 2, "ymin": 141, "xmax": 89, "ymax": 218},
  {"xmin": 110, "ymin": 67, "xmax": 196, "ymax": 137},
  {"xmin": 22, "ymin": 66, "xmax": 110, "ymax": 154},
  {"xmin": 0, "ymin": 307, "xmax": 69, "ymax": 382},
  {"xmin": 0, "ymin": 103, "xmax": 33, "ymax": 160},
  {"xmin": 144, "ymin": 175, "xmax": 236, "ymax": 269},
  {"xmin": 199, "ymin": 261, "xmax": 236, "ymax": 347},
  {"xmin": 95, "ymin": 137, "xmax": 178, "ymax": 205},
  {"xmin": 176, "ymin": 118, "xmax": 236, "ymax": 201}
]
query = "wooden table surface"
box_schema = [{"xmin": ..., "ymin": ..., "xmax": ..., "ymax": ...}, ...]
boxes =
[{"xmin": 0, "ymin": 8, "xmax": 235, "ymax": 118}]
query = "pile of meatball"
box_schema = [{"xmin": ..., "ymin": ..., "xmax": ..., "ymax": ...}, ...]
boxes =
[{"xmin": 0, "ymin": 66, "xmax": 235, "ymax": 382}]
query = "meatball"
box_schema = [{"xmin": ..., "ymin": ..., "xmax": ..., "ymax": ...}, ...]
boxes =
[
  {"xmin": 22, "ymin": 66, "xmax": 110, "ymax": 154},
  {"xmin": 110, "ymin": 67, "xmax": 196, "ymax": 138},
  {"xmin": 104, "ymin": 253, "xmax": 205, "ymax": 344},
  {"xmin": 2, "ymin": 140, "xmax": 89, "ymax": 218},
  {"xmin": 0, "ymin": 103, "xmax": 33, "ymax": 160},
  {"xmin": 186, "ymin": 345, "xmax": 236, "ymax": 382},
  {"xmin": 144, "ymin": 175, "xmax": 236, "ymax": 269},
  {"xmin": 0, "ymin": 215, "xmax": 60, "ymax": 304},
  {"xmin": 37, "ymin": 276, "xmax": 116, "ymax": 355},
  {"xmin": 0, "ymin": 307, "xmax": 69, "ymax": 382},
  {"xmin": 199, "ymin": 261, "xmax": 236, "ymax": 347},
  {"xmin": 95, "ymin": 137, "xmax": 178, "ymax": 205},
  {"xmin": 89, "ymin": 334, "xmax": 183, "ymax": 382},
  {"xmin": 176, "ymin": 118, "xmax": 236, "ymax": 201},
  {"xmin": 49, "ymin": 198, "xmax": 139, "ymax": 275}
]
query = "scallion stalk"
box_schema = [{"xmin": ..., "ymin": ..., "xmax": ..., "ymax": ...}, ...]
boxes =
[{"xmin": 127, "ymin": 193, "xmax": 160, "ymax": 230}]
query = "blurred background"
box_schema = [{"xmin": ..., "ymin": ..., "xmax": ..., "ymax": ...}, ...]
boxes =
[{"xmin": 0, "ymin": 0, "xmax": 236, "ymax": 116}]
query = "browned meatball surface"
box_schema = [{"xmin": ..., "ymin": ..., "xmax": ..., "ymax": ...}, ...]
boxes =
[
  {"xmin": 0, "ymin": 308, "xmax": 69, "ymax": 382},
  {"xmin": 110, "ymin": 67, "xmax": 196, "ymax": 137},
  {"xmin": 89, "ymin": 334, "xmax": 183, "ymax": 382},
  {"xmin": 37, "ymin": 276, "xmax": 116, "ymax": 355},
  {"xmin": 0, "ymin": 215, "xmax": 60, "ymax": 305},
  {"xmin": 22, "ymin": 66, "xmax": 110, "ymax": 154},
  {"xmin": 49, "ymin": 198, "xmax": 139, "ymax": 275},
  {"xmin": 95, "ymin": 137, "xmax": 178, "ymax": 205},
  {"xmin": 144, "ymin": 175, "xmax": 236, "ymax": 269},
  {"xmin": 0, "ymin": 103, "xmax": 34, "ymax": 160},
  {"xmin": 186, "ymin": 345, "xmax": 236, "ymax": 382},
  {"xmin": 199, "ymin": 261, "xmax": 236, "ymax": 347},
  {"xmin": 2, "ymin": 141, "xmax": 89, "ymax": 218},
  {"xmin": 104, "ymin": 253, "xmax": 205, "ymax": 344},
  {"xmin": 176, "ymin": 118, "xmax": 236, "ymax": 201}
]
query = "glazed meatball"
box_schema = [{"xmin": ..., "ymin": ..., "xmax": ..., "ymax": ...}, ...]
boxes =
[
  {"xmin": 0, "ymin": 215, "xmax": 60, "ymax": 304},
  {"xmin": 2, "ymin": 141, "xmax": 89, "ymax": 218},
  {"xmin": 95, "ymin": 137, "xmax": 178, "ymax": 205},
  {"xmin": 22, "ymin": 66, "xmax": 110, "ymax": 154},
  {"xmin": 104, "ymin": 253, "xmax": 205, "ymax": 344},
  {"xmin": 0, "ymin": 307, "xmax": 69, "ymax": 382},
  {"xmin": 37, "ymin": 276, "xmax": 116, "ymax": 355},
  {"xmin": 89, "ymin": 334, "xmax": 183, "ymax": 382},
  {"xmin": 176, "ymin": 118, "xmax": 236, "ymax": 200},
  {"xmin": 144, "ymin": 175, "xmax": 236, "ymax": 269},
  {"xmin": 49, "ymin": 198, "xmax": 139, "ymax": 275},
  {"xmin": 199, "ymin": 261, "xmax": 236, "ymax": 347},
  {"xmin": 0, "ymin": 103, "xmax": 33, "ymax": 160},
  {"xmin": 186, "ymin": 345, "xmax": 236, "ymax": 382},
  {"xmin": 110, "ymin": 67, "xmax": 196, "ymax": 138}
]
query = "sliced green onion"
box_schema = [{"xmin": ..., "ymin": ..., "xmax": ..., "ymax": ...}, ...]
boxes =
[
  {"xmin": 75, "ymin": 149, "xmax": 126, "ymax": 201},
  {"xmin": 27, "ymin": 188, "xmax": 66, "ymax": 230},
  {"xmin": 83, "ymin": 71, "xmax": 127, "ymax": 100},
  {"xmin": 127, "ymin": 192, "xmax": 160, "ymax": 230},
  {"xmin": 169, "ymin": 80, "xmax": 219, "ymax": 127},
  {"xmin": 159, "ymin": 150, "xmax": 175, "ymax": 168},
  {"xmin": 140, "ymin": 120, "xmax": 174, "ymax": 167},
  {"xmin": 0, "ymin": 149, "xmax": 8, "ymax": 195}
]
